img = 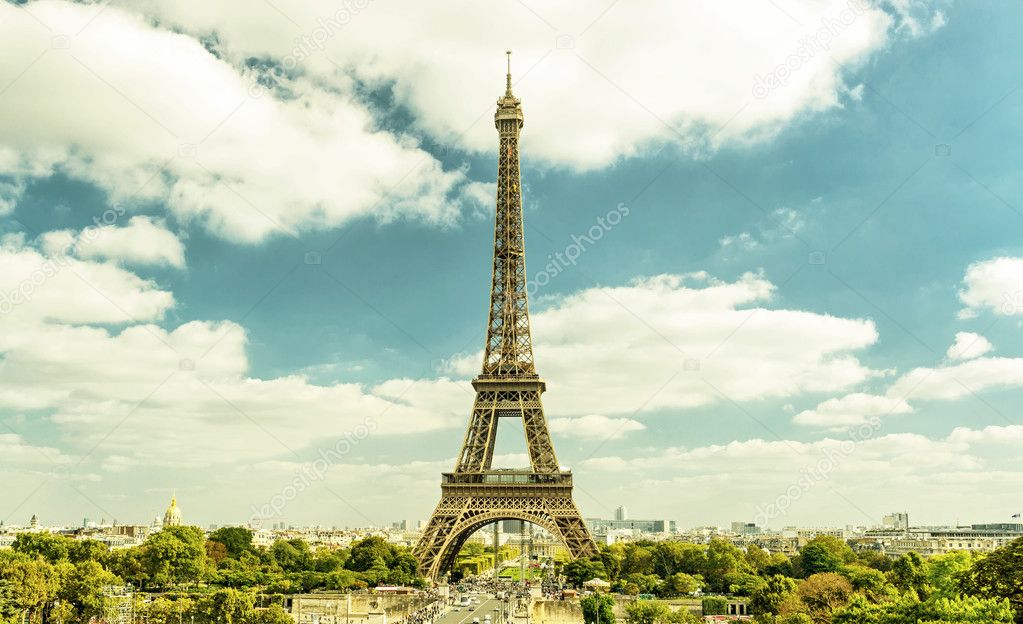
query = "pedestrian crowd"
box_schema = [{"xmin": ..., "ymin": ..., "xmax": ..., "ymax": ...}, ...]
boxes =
[{"xmin": 397, "ymin": 602, "xmax": 442, "ymax": 624}]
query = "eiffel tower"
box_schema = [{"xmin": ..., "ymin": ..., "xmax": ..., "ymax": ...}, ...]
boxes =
[{"xmin": 413, "ymin": 53, "xmax": 598, "ymax": 580}]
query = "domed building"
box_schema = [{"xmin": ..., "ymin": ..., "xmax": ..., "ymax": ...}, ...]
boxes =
[{"xmin": 163, "ymin": 495, "xmax": 183, "ymax": 527}]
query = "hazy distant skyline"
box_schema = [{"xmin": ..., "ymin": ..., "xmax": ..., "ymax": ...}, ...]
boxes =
[{"xmin": 2, "ymin": 0, "xmax": 1022, "ymax": 530}]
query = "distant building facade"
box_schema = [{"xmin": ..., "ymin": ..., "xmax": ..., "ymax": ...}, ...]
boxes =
[
  {"xmin": 586, "ymin": 517, "xmax": 675, "ymax": 535},
  {"xmin": 882, "ymin": 512, "xmax": 909, "ymax": 531}
]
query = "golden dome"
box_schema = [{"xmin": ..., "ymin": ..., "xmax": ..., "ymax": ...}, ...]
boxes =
[{"xmin": 163, "ymin": 495, "xmax": 183, "ymax": 527}]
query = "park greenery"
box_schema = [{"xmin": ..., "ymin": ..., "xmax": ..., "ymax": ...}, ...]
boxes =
[
  {"xmin": 564, "ymin": 535, "xmax": 1023, "ymax": 624},
  {"xmin": 0, "ymin": 527, "xmax": 424, "ymax": 624},
  {"xmin": 2, "ymin": 526, "xmax": 1021, "ymax": 624}
]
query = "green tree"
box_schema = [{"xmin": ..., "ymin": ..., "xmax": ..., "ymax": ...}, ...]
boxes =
[
  {"xmin": 143, "ymin": 525, "xmax": 209, "ymax": 588},
  {"xmin": 0, "ymin": 555, "xmax": 60, "ymax": 624},
  {"xmin": 563, "ymin": 557, "xmax": 607, "ymax": 588},
  {"xmin": 750, "ymin": 574, "xmax": 798, "ymax": 616},
  {"xmin": 764, "ymin": 552, "xmax": 795, "ymax": 577},
  {"xmin": 600, "ymin": 548, "xmax": 624, "ymax": 582},
  {"xmin": 797, "ymin": 573, "xmax": 853, "ymax": 623},
  {"xmin": 959, "ymin": 536, "xmax": 1023, "ymax": 623},
  {"xmin": 664, "ymin": 609, "xmax": 699, "ymax": 624},
  {"xmin": 106, "ymin": 546, "xmax": 148, "ymax": 587},
  {"xmin": 833, "ymin": 593, "xmax": 1014, "ymax": 624},
  {"xmin": 652, "ymin": 543, "xmax": 705, "ymax": 578},
  {"xmin": 139, "ymin": 596, "xmax": 194, "ymax": 624},
  {"xmin": 209, "ymin": 527, "xmax": 255, "ymax": 558},
  {"xmin": 56, "ymin": 560, "xmax": 120, "ymax": 623},
  {"xmin": 854, "ymin": 550, "xmax": 892, "ymax": 572},
  {"xmin": 797, "ymin": 545, "xmax": 842, "ymax": 578},
  {"xmin": 889, "ymin": 552, "xmax": 929, "ymax": 598},
  {"xmin": 797, "ymin": 536, "xmax": 854, "ymax": 578},
  {"xmin": 701, "ymin": 596, "xmax": 727, "ymax": 616},
  {"xmin": 347, "ymin": 537, "xmax": 392, "ymax": 572},
  {"xmin": 621, "ymin": 544, "xmax": 655, "ymax": 576},
  {"xmin": 246, "ymin": 604, "xmax": 293, "ymax": 624},
  {"xmin": 703, "ymin": 539, "xmax": 748, "ymax": 593},
  {"xmin": 68, "ymin": 539, "xmax": 108, "ymax": 565},
  {"xmin": 836, "ymin": 564, "xmax": 895, "ymax": 602},
  {"xmin": 662, "ymin": 573, "xmax": 702, "ymax": 596},
  {"xmin": 926, "ymin": 551, "xmax": 976, "ymax": 599},
  {"xmin": 269, "ymin": 540, "xmax": 312, "ymax": 573},
  {"xmin": 581, "ymin": 593, "xmax": 615, "ymax": 624},
  {"xmin": 725, "ymin": 571, "xmax": 766, "ymax": 596},
  {"xmin": 207, "ymin": 540, "xmax": 229, "ymax": 565},
  {"xmin": 313, "ymin": 549, "xmax": 349, "ymax": 573},
  {"xmin": 624, "ymin": 600, "xmax": 669, "ymax": 624},
  {"xmin": 12, "ymin": 533, "xmax": 72, "ymax": 563},
  {"xmin": 745, "ymin": 544, "xmax": 771, "ymax": 573},
  {"xmin": 194, "ymin": 588, "xmax": 255, "ymax": 624},
  {"xmin": 623, "ymin": 573, "xmax": 661, "ymax": 595}
]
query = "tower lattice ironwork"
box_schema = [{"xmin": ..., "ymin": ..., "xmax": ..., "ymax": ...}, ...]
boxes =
[{"xmin": 414, "ymin": 53, "xmax": 597, "ymax": 580}]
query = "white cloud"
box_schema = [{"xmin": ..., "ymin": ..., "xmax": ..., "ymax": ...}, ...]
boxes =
[
  {"xmin": 794, "ymin": 393, "xmax": 912, "ymax": 427},
  {"xmin": 0, "ymin": 235, "xmax": 174, "ymax": 327},
  {"xmin": 793, "ymin": 332, "xmax": 1016, "ymax": 428},
  {"xmin": 215, "ymin": 423, "xmax": 1021, "ymax": 527},
  {"xmin": 887, "ymin": 356, "xmax": 1023, "ymax": 402},
  {"xmin": 0, "ymin": 254, "xmax": 883, "ymax": 473},
  {"xmin": 576, "ymin": 425, "xmax": 1023, "ymax": 526},
  {"xmin": 0, "ymin": 237, "xmax": 469, "ymax": 468},
  {"xmin": 0, "ymin": 179, "xmax": 24, "ymax": 215},
  {"xmin": 0, "ymin": 433, "xmax": 72, "ymax": 466},
  {"xmin": 718, "ymin": 232, "xmax": 759, "ymax": 252},
  {"xmin": 946, "ymin": 331, "xmax": 994, "ymax": 361},
  {"xmin": 113, "ymin": 0, "xmax": 941, "ymax": 169},
  {"xmin": 450, "ymin": 272, "xmax": 879, "ymax": 416},
  {"xmin": 40, "ymin": 216, "xmax": 186, "ymax": 268},
  {"xmin": 958, "ymin": 257, "xmax": 1023, "ymax": 318},
  {"xmin": 548, "ymin": 414, "xmax": 645, "ymax": 440},
  {"xmin": 0, "ymin": 1, "xmax": 478, "ymax": 242},
  {"xmin": 947, "ymin": 425, "xmax": 1023, "ymax": 446}
]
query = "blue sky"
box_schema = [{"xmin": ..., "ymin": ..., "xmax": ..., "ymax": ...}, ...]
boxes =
[{"xmin": 1, "ymin": 0, "xmax": 1022, "ymax": 531}]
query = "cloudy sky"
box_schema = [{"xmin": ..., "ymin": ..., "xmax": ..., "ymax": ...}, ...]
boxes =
[{"xmin": 2, "ymin": 0, "xmax": 1022, "ymax": 531}]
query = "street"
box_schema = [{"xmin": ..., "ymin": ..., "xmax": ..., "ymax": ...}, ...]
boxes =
[{"xmin": 433, "ymin": 595, "xmax": 508, "ymax": 624}]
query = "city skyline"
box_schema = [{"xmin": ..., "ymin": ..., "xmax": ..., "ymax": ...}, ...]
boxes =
[{"xmin": 2, "ymin": 0, "xmax": 1023, "ymax": 532}]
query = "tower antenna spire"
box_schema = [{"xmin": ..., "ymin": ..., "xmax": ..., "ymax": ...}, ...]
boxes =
[{"xmin": 505, "ymin": 50, "xmax": 513, "ymax": 95}]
